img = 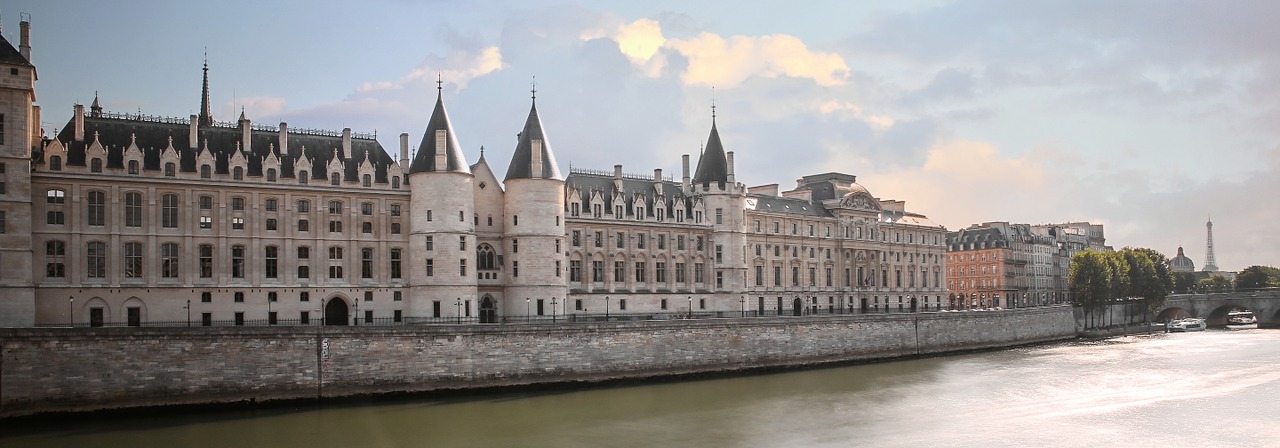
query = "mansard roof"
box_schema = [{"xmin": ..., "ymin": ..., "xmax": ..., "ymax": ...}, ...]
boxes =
[
  {"xmin": 692, "ymin": 119, "xmax": 728, "ymax": 187},
  {"xmin": 0, "ymin": 34, "xmax": 31, "ymax": 67},
  {"xmin": 47, "ymin": 110, "xmax": 395, "ymax": 183},
  {"xmin": 504, "ymin": 99, "xmax": 562, "ymax": 181},
  {"xmin": 408, "ymin": 90, "xmax": 470, "ymax": 174},
  {"xmin": 565, "ymin": 169, "xmax": 689, "ymax": 218},
  {"xmin": 749, "ymin": 194, "xmax": 834, "ymax": 218}
]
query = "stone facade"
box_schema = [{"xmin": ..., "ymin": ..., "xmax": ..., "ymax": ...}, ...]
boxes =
[
  {"xmin": 0, "ymin": 307, "xmax": 1077, "ymax": 417},
  {"xmin": 947, "ymin": 221, "xmax": 1104, "ymax": 308},
  {"xmin": 0, "ymin": 20, "xmax": 948, "ymax": 327}
]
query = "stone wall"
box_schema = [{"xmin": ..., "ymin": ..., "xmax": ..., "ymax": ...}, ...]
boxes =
[{"xmin": 0, "ymin": 306, "xmax": 1076, "ymax": 417}]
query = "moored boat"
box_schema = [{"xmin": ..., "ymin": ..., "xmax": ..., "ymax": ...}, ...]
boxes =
[
  {"xmin": 1226, "ymin": 310, "xmax": 1258, "ymax": 329},
  {"xmin": 1168, "ymin": 318, "xmax": 1206, "ymax": 332}
]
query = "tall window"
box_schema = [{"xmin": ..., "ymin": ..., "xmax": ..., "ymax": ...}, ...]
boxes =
[
  {"xmin": 124, "ymin": 192, "xmax": 143, "ymax": 227},
  {"xmin": 46, "ymin": 241, "xmax": 66, "ymax": 278},
  {"xmin": 231, "ymin": 245, "xmax": 246, "ymax": 278},
  {"xmin": 124, "ymin": 242, "xmax": 143, "ymax": 278},
  {"xmin": 199, "ymin": 245, "xmax": 213, "ymax": 278},
  {"xmin": 90, "ymin": 158, "xmax": 102, "ymax": 173},
  {"xmin": 233, "ymin": 166, "xmax": 243, "ymax": 180},
  {"xmin": 86, "ymin": 242, "xmax": 106, "ymax": 278},
  {"xmin": 298, "ymin": 171, "xmax": 308, "ymax": 184},
  {"xmin": 328, "ymin": 246, "xmax": 344, "ymax": 279},
  {"xmin": 329, "ymin": 201, "xmax": 343, "ymax": 214},
  {"xmin": 164, "ymin": 162, "xmax": 175, "ymax": 177},
  {"xmin": 362, "ymin": 248, "xmax": 374, "ymax": 279},
  {"xmin": 50, "ymin": 155, "xmax": 62, "ymax": 171},
  {"xmin": 201, "ymin": 164, "xmax": 211, "ymax": 179},
  {"xmin": 298, "ymin": 245, "xmax": 311, "ymax": 279},
  {"xmin": 331, "ymin": 171, "xmax": 341, "ymax": 186},
  {"xmin": 390, "ymin": 249, "xmax": 402, "ymax": 279},
  {"xmin": 266, "ymin": 168, "xmax": 276, "ymax": 182},
  {"xmin": 162, "ymin": 194, "xmax": 179, "ymax": 228},
  {"xmin": 265, "ymin": 246, "xmax": 279, "ymax": 279},
  {"xmin": 87, "ymin": 191, "xmax": 106, "ymax": 226},
  {"xmin": 46, "ymin": 189, "xmax": 65, "ymax": 225},
  {"xmin": 161, "ymin": 243, "xmax": 179, "ymax": 278}
]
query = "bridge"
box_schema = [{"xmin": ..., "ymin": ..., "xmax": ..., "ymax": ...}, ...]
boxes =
[{"xmin": 1157, "ymin": 289, "xmax": 1280, "ymax": 327}]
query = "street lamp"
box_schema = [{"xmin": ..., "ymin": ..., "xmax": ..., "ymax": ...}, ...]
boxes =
[
  {"xmin": 267, "ymin": 295, "xmax": 273, "ymax": 326},
  {"xmin": 552, "ymin": 298, "xmax": 558, "ymax": 323},
  {"xmin": 740, "ymin": 296, "xmax": 745, "ymax": 317},
  {"xmin": 605, "ymin": 296, "xmax": 610, "ymax": 320},
  {"xmin": 687, "ymin": 296, "xmax": 693, "ymax": 319},
  {"xmin": 69, "ymin": 296, "xmax": 74, "ymax": 328},
  {"xmin": 526, "ymin": 298, "xmax": 531, "ymax": 322},
  {"xmin": 456, "ymin": 298, "xmax": 462, "ymax": 324},
  {"xmin": 185, "ymin": 299, "xmax": 191, "ymax": 327},
  {"xmin": 354, "ymin": 300, "xmax": 360, "ymax": 326}
]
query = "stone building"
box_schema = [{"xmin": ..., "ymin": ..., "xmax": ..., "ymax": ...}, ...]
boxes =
[
  {"xmin": 0, "ymin": 22, "xmax": 947, "ymax": 327},
  {"xmin": 946, "ymin": 221, "xmax": 1101, "ymax": 308},
  {"xmin": 1170, "ymin": 246, "xmax": 1195, "ymax": 273}
]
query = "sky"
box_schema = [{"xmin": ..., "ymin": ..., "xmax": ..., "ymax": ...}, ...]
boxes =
[{"xmin": 4, "ymin": 0, "xmax": 1277, "ymax": 271}]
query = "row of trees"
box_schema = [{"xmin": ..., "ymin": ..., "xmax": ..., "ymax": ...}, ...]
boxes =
[
  {"xmin": 1172, "ymin": 265, "xmax": 1279, "ymax": 294},
  {"xmin": 1069, "ymin": 248, "xmax": 1173, "ymax": 329}
]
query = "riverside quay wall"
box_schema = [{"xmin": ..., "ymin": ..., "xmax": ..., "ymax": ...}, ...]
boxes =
[{"xmin": 0, "ymin": 306, "xmax": 1076, "ymax": 417}]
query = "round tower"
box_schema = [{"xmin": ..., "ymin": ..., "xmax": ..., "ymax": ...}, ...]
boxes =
[
  {"xmin": 502, "ymin": 96, "xmax": 568, "ymax": 318},
  {"xmin": 408, "ymin": 85, "xmax": 477, "ymax": 320},
  {"xmin": 690, "ymin": 112, "xmax": 748, "ymax": 305}
]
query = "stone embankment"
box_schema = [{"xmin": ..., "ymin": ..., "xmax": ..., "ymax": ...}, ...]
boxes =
[{"xmin": 0, "ymin": 306, "xmax": 1076, "ymax": 418}]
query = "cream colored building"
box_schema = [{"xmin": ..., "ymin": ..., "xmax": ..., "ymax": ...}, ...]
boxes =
[{"xmin": 0, "ymin": 21, "xmax": 947, "ymax": 327}]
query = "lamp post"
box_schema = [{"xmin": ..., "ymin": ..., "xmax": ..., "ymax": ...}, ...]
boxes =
[
  {"xmin": 740, "ymin": 296, "xmax": 745, "ymax": 318},
  {"xmin": 605, "ymin": 296, "xmax": 610, "ymax": 320},
  {"xmin": 185, "ymin": 299, "xmax": 191, "ymax": 327},
  {"xmin": 526, "ymin": 298, "xmax": 531, "ymax": 322},
  {"xmin": 551, "ymin": 298, "xmax": 558, "ymax": 323},
  {"xmin": 354, "ymin": 300, "xmax": 359, "ymax": 326},
  {"xmin": 268, "ymin": 295, "xmax": 273, "ymax": 326},
  {"xmin": 687, "ymin": 296, "xmax": 692, "ymax": 319},
  {"xmin": 455, "ymin": 298, "xmax": 462, "ymax": 324},
  {"xmin": 69, "ymin": 296, "xmax": 74, "ymax": 328}
]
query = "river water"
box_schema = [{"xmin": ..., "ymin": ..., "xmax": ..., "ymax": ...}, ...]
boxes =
[{"xmin": 4, "ymin": 329, "xmax": 1279, "ymax": 448}]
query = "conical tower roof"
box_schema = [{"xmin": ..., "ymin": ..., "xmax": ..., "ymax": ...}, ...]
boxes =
[
  {"xmin": 692, "ymin": 117, "xmax": 728, "ymax": 186},
  {"xmin": 409, "ymin": 87, "xmax": 470, "ymax": 174},
  {"xmin": 504, "ymin": 97, "xmax": 562, "ymax": 181}
]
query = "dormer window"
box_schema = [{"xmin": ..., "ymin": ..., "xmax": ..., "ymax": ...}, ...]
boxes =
[
  {"xmin": 49, "ymin": 156, "xmax": 62, "ymax": 171},
  {"xmin": 266, "ymin": 169, "xmax": 276, "ymax": 182},
  {"xmin": 90, "ymin": 158, "xmax": 102, "ymax": 173},
  {"xmin": 127, "ymin": 160, "xmax": 139, "ymax": 175},
  {"xmin": 233, "ymin": 167, "xmax": 243, "ymax": 180},
  {"xmin": 392, "ymin": 176, "xmax": 400, "ymax": 189},
  {"xmin": 200, "ymin": 164, "xmax": 211, "ymax": 179},
  {"xmin": 165, "ymin": 163, "xmax": 175, "ymax": 177},
  {"xmin": 299, "ymin": 170, "xmax": 308, "ymax": 184},
  {"xmin": 362, "ymin": 174, "xmax": 371, "ymax": 188},
  {"xmin": 331, "ymin": 172, "xmax": 340, "ymax": 186}
]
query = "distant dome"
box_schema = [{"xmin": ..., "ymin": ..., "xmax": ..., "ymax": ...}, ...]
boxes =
[{"xmin": 1170, "ymin": 246, "xmax": 1195, "ymax": 273}]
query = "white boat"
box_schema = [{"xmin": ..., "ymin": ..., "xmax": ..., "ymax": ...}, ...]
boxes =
[
  {"xmin": 1168, "ymin": 318, "xmax": 1206, "ymax": 332},
  {"xmin": 1226, "ymin": 310, "xmax": 1258, "ymax": 329}
]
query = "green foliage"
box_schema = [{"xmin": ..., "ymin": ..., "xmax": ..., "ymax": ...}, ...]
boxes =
[
  {"xmin": 1173, "ymin": 272, "xmax": 1197, "ymax": 294},
  {"xmin": 1197, "ymin": 275, "xmax": 1233, "ymax": 293},
  {"xmin": 1070, "ymin": 248, "xmax": 1175, "ymax": 327},
  {"xmin": 1233, "ymin": 265, "xmax": 1280, "ymax": 290},
  {"xmin": 1070, "ymin": 250, "xmax": 1113, "ymax": 318},
  {"xmin": 1121, "ymin": 247, "xmax": 1172, "ymax": 313}
]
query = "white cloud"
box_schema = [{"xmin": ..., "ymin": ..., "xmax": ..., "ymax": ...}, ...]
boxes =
[
  {"xmin": 595, "ymin": 19, "xmax": 850, "ymax": 87},
  {"xmin": 818, "ymin": 100, "xmax": 895, "ymax": 132},
  {"xmin": 359, "ymin": 46, "xmax": 505, "ymax": 93}
]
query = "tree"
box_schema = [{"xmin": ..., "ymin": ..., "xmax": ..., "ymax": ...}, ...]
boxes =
[
  {"xmin": 1122, "ymin": 248, "xmax": 1172, "ymax": 316},
  {"xmin": 1234, "ymin": 265, "xmax": 1280, "ymax": 290},
  {"xmin": 1070, "ymin": 250, "xmax": 1113, "ymax": 329},
  {"xmin": 1197, "ymin": 275, "xmax": 1232, "ymax": 293},
  {"xmin": 1173, "ymin": 272, "xmax": 1197, "ymax": 294}
]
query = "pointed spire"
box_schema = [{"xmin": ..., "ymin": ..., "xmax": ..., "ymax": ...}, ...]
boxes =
[
  {"xmin": 90, "ymin": 91, "xmax": 102, "ymax": 117},
  {"xmin": 408, "ymin": 80, "xmax": 470, "ymax": 174},
  {"xmin": 239, "ymin": 106, "xmax": 246, "ymax": 121},
  {"xmin": 505, "ymin": 92, "xmax": 562, "ymax": 181},
  {"xmin": 692, "ymin": 96, "xmax": 728, "ymax": 187},
  {"xmin": 199, "ymin": 50, "xmax": 213, "ymax": 126}
]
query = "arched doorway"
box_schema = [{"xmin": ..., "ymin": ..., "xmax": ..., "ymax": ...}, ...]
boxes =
[
  {"xmin": 325, "ymin": 298, "xmax": 349, "ymax": 326},
  {"xmin": 792, "ymin": 298, "xmax": 803, "ymax": 316},
  {"xmin": 480, "ymin": 296, "xmax": 497, "ymax": 323}
]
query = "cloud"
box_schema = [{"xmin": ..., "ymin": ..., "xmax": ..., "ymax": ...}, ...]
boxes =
[
  {"xmin": 817, "ymin": 100, "xmax": 895, "ymax": 132},
  {"xmin": 594, "ymin": 19, "xmax": 851, "ymax": 87},
  {"xmin": 358, "ymin": 46, "xmax": 505, "ymax": 93}
]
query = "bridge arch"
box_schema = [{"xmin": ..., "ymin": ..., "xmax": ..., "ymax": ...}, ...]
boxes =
[
  {"xmin": 1205, "ymin": 304, "xmax": 1250, "ymax": 326},
  {"xmin": 1156, "ymin": 307, "xmax": 1192, "ymax": 323}
]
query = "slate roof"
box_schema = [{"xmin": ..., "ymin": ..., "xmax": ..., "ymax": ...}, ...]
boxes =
[
  {"xmin": 47, "ymin": 111, "xmax": 395, "ymax": 183},
  {"xmin": 692, "ymin": 119, "xmax": 728, "ymax": 187},
  {"xmin": 748, "ymin": 194, "xmax": 833, "ymax": 218},
  {"xmin": 408, "ymin": 90, "xmax": 470, "ymax": 174},
  {"xmin": 947, "ymin": 227, "xmax": 1009, "ymax": 251},
  {"xmin": 0, "ymin": 33, "xmax": 31, "ymax": 67},
  {"xmin": 504, "ymin": 99, "xmax": 562, "ymax": 181},
  {"xmin": 565, "ymin": 171, "xmax": 692, "ymax": 218}
]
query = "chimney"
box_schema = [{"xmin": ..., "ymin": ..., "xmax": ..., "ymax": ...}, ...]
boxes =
[
  {"xmin": 278, "ymin": 122, "xmax": 288, "ymax": 157},
  {"xmin": 654, "ymin": 168, "xmax": 664, "ymax": 196},
  {"xmin": 681, "ymin": 154, "xmax": 691, "ymax": 194},
  {"xmin": 726, "ymin": 151, "xmax": 735, "ymax": 187},
  {"xmin": 30, "ymin": 105, "xmax": 41, "ymax": 145},
  {"xmin": 74, "ymin": 104, "xmax": 85, "ymax": 141},
  {"xmin": 614, "ymin": 164, "xmax": 624, "ymax": 190},
  {"xmin": 530, "ymin": 139, "xmax": 543, "ymax": 178},
  {"xmin": 240, "ymin": 113, "xmax": 251, "ymax": 154},
  {"xmin": 399, "ymin": 132, "xmax": 409, "ymax": 169},
  {"xmin": 341, "ymin": 128, "xmax": 352, "ymax": 160},
  {"xmin": 19, "ymin": 19, "xmax": 31, "ymax": 62},
  {"xmin": 189, "ymin": 115, "xmax": 199, "ymax": 148}
]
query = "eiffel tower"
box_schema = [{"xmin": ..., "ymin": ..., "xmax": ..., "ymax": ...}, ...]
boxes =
[{"xmin": 1203, "ymin": 216, "xmax": 1219, "ymax": 272}]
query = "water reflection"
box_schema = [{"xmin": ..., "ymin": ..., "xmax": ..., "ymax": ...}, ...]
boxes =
[{"xmin": 4, "ymin": 330, "xmax": 1279, "ymax": 448}]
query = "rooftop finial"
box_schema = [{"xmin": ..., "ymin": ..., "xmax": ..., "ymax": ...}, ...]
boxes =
[
  {"xmin": 711, "ymin": 86, "xmax": 716, "ymax": 120},
  {"xmin": 199, "ymin": 48, "xmax": 212, "ymax": 126},
  {"xmin": 531, "ymin": 76, "xmax": 537, "ymax": 101},
  {"xmin": 480, "ymin": 145, "xmax": 485, "ymax": 158},
  {"xmin": 436, "ymin": 72, "xmax": 442, "ymax": 92}
]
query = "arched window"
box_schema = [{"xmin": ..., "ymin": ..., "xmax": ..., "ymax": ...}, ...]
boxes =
[
  {"xmin": 49, "ymin": 155, "xmax": 62, "ymax": 171},
  {"xmin": 477, "ymin": 244, "xmax": 496, "ymax": 271}
]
